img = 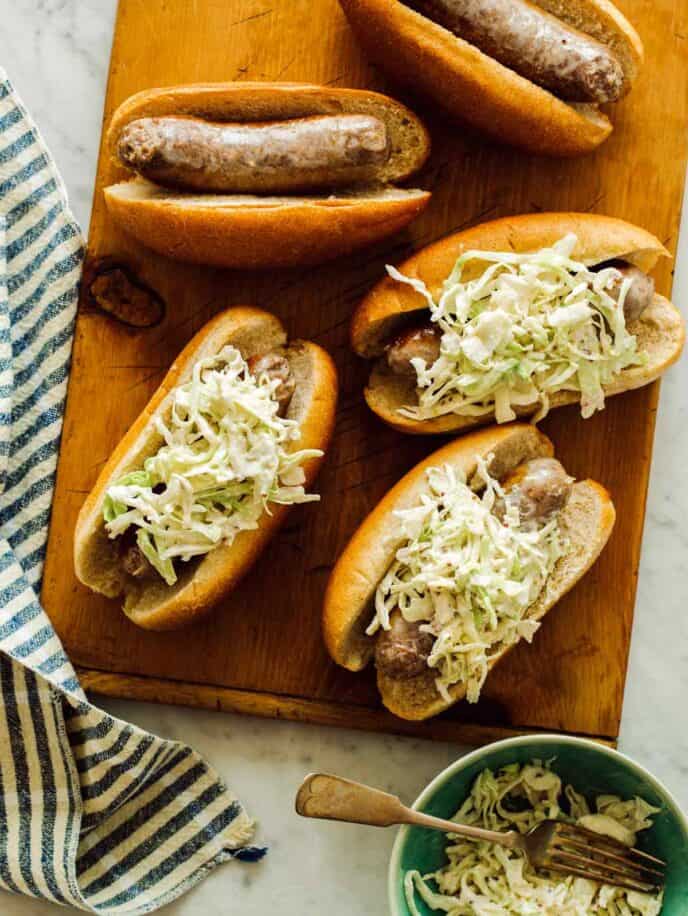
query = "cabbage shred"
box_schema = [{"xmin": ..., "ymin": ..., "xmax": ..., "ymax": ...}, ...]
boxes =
[
  {"xmin": 103, "ymin": 345, "xmax": 322, "ymax": 585},
  {"xmin": 368, "ymin": 457, "xmax": 566, "ymax": 703},
  {"xmin": 388, "ymin": 234, "xmax": 645, "ymax": 424},
  {"xmin": 405, "ymin": 761, "xmax": 663, "ymax": 916}
]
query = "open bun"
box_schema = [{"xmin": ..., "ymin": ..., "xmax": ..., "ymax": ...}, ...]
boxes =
[
  {"xmin": 339, "ymin": 0, "xmax": 643, "ymax": 156},
  {"xmin": 352, "ymin": 212, "xmax": 685, "ymax": 435},
  {"xmin": 323, "ymin": 423, "xmax": 616, "ymax": 720},
  {"xmin": 104, "ymin": 82, "xmax": 431, "ymax": 268},
  {"xmin": 74, "ymin": 307, "xmax": 338, "ymax": 630}
]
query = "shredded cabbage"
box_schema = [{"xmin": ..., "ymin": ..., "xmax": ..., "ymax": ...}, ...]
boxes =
[
  {"xmin": 368, "ymin": 456, "xmax": 566, "ymax": 702},
  {"xmin": 387, "ymin": 234, "xmax": 645, "ymax": 424},
  {"xmin": 103, "ymin": 345, "xmax": 322, "ymax": 585},
  {"xmin": 405, "ymin": 761, "xmax": 663, "ymax": 916}
]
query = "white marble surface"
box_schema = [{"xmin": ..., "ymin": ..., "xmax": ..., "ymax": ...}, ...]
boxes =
[{"xmin": 1, "ymin": 1, "xmax": 687, "ymax": 913}]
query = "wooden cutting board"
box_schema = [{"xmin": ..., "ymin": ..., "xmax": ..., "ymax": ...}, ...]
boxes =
[{"xmin": 42, "ymin": 0, "xmax": 688, "ymax": 745}]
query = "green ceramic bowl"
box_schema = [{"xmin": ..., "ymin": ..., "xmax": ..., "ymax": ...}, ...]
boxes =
[{"xmin": 389, "ymin": 735, "xmax": 688, "ymax": 915}]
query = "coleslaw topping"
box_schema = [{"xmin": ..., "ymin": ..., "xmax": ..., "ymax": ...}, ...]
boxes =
[
  {"xmin": 387, "ymin": 234, "xmax": 645, "ymax": 423},
  {"xmin": 405, "ymin": 761, "xmax": 663, "ymax": 916},
  {"xmin": 367, "ymin": 456, "xmax": 566, "ymax": 702},
  {"xmin": 103, "ymin": 345, "xmax": 322, "ymax": 585}
]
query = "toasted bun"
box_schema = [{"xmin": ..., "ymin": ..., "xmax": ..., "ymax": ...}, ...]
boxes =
[
  {"xmin": 323, "ymin": 423, "xmax": 616, "ymax": 720},
  {"xmin": 104, "ymin": 82, "xmax": 431, "ymax": 268},
  {"xmin": 339, "ymin": 0, "xmax": 643, "ymax": 156},
  {"xmin": 74, "ymin": 307, "xmax": 338, "ymax": 630},
  {"xmin": 352, "ymin": 213, "xmax": 685, "ymax": 434},
  {"xmin": 104, "ymin": 180, "xmax": 431, "ymax": 270}
]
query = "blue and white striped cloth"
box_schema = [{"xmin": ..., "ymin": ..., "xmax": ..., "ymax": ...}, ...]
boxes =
[{"xmin": 0, "ymin": 69, "xmax": 264, "ymax": 913}]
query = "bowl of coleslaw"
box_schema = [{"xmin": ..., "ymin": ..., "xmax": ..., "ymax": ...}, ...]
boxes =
[{"xmin": 389, "ymin": 734, "xmax": 688, "ymax": 915}]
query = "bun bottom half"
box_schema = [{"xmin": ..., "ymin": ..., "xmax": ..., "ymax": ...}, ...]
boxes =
[
  {"xmin": 105, "ymin": 181, "xmax": 431, "ymax": 269},
  {"xmin": 364, "ymin": 294, "xmax": 684, "ymax": 435}
]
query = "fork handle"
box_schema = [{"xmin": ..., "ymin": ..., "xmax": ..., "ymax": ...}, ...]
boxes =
[
  {"xmin": 408, "ymin": 808, "xmax": 523, "ymax": 850},
  {"xmin": 295, "ymin": 773, "xmax": 523, "ymax": 851},
  {"xmin": 296, "ymin": 773, "xmax": 409, "ymax": 827}
]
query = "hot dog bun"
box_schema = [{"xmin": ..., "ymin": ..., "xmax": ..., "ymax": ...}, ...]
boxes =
[
  {"xmin": 104, "ymin": 82, "xmax": 431, "ymax": 268},
  {"xmin": 74, "ymin": 307, "xmax": 337, "ymax": 630},
  {"xmin": 339, "ymin": 0, "xmax": 643, "ymax": 156},
  {"xmin": 352, "ymin": 212, "xmax": 685, "ymax": 435},
  {"xmin": 323, "ymin": 423, "xmax": 616, "ymax": 720}
]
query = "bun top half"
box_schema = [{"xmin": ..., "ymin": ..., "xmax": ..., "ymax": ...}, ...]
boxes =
[{"xmin": 106, "ymin": 81, "xmax": 431, "ymax": 188}]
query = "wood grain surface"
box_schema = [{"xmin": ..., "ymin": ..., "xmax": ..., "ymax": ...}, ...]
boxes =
[{"xmin": 42, "ymin": 0, "xmax": 688, "ymax": 744}]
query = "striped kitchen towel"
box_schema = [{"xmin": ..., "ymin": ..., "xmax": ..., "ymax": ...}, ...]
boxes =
[{"xmin": 0, "ymin": 69, "xmax": 264, "ymax": 913}]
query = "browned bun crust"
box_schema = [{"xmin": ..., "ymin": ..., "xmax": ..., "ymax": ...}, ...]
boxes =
[
  {"xmin": 74, "ymin": 307, "xmax": 338, "ymax": 630},
  {"xmin": 323, "ymin": 423, "xmax": 616, "ymax": 720},
  {"xmin": 339, "ymin": 0, "xmax": 643, "ymax": 156},
  {"xmin": 104, "ymin": 181, "xmax": 431, "ymax": 270},
  {"xmin": 352, "ymin": 213, "xmax": 684, "ymax": 434},
  {"xmin": 104, "ymin": 82, "xmax": 431, "ymax": 268}
]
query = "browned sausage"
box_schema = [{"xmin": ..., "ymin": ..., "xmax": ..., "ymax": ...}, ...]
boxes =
[
  {"xmin": 247, "ymin": 351, "xmax": 296, "ymax": 415},
  {"xmin": 386, "ymin": 324, "xmax": 442, "ymax": 377},
  {"xmin": 119, "ymin": 530, "xmax": 155, "ymax": 579},
  {"xmin": 403, "ymin": 0, "xmax": 625, "ymax": 103},
  {"xmin": 493, "ymin": 457, "xmax": 572, "ymax": 527},
  {"xmin": 594, "ymin": 260, "xmax": 655, "ymax": 323},
  {"xmin": 375, "ymin": 611, "xmax": 435, "ymax": 679},
  {"xmin": 117, "ymin": 115, "xmax": 391, "ymax": 194}
]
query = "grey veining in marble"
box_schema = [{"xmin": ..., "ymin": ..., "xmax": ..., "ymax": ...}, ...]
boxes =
[{"xmin": 1, "ymin": 1, "xmax": 686, "ymax": 913}]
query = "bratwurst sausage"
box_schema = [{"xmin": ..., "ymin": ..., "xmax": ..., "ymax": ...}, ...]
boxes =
[
  {"xmin": 595, "ymin": 260, "xmax": 655, "ymax": 323},
  {"xmin": 119, "ymin": 529, "xmax": 155, "ymax": 579},
  {"xmin": 386, "ymin": 324, "xmax": 442, "ymax": 377},
  {"xmin": 403, "ymin": 0, "xmax": 625, "ymax": 104},
  {"xmin": 247, "ymin": 351, "xmax": 296, "ymax": 415},
  {"xmin": 117, "ymin": 114, "xmax": 391, "ymax": 194},
  {"xmin": 493, "ymin": 457, "xmax": 572, "ymax": 528},
  {"xmin": 375, "ymin": 611, "xmax": 435, "ymax": 679}
]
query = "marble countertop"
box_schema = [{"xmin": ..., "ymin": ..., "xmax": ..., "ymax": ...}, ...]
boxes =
[{"xmin": 2, "ymin": 1, "xmax": 687, "ymax": 913}]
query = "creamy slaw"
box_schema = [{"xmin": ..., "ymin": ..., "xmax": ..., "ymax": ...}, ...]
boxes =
[
  {"xmin": 405, "ymin": 761, "xmax": 663, "ymax": 915},
  {"xmin": 367, "ymin": 456, "xmax": 567, "ymax": 702},
  {"xmin": 103, "ymin": 345, "xmax": 322, "ymax": 585},
  {"xmin": 387, "ymin": 234, "xmax": 644, "ymax": 423}
]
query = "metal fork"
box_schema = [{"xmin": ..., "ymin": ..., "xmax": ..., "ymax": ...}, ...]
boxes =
[{"xmin": 295, "ymin": 773, "xmax": 665, "ymax": 894}]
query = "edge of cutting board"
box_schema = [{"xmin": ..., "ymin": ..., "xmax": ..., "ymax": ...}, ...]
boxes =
[{"xmin": 77, "ymin": 667, "xmax": 617, "ymax": 748}]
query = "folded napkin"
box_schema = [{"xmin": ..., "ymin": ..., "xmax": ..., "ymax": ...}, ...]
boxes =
[{"xmin": 0, "ymin": 69, "xmax": 264, "ymax": 913}]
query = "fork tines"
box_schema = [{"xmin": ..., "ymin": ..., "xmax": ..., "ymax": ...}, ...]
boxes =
[{"xmin": 544, "ymin": 822, "xmax": 666, "ymax": 893}]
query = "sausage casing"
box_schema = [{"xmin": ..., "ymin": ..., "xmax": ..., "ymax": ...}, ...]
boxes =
[
  {"xmin": 375, "ymin": 612, "xmax": 434, "ymax": 678},
  {"xmin": 403, "ymin": 0, "xmax": 625, "ymax": 104},
  {"xmin": 594, "ymin": 260, "xmax": 655, "ymax": 323},
  {"xmin": 119, "ymin": 530, "xmax": 154, "ymax": 579},
  {"xmin": 117, "ymin": 114, "xmax": 391, "ymax": 194},
  {"xmin": 247, "ymin": 350, "xmax": 296, "ymax": 415},
  {"xmin": 386, "ymin": 324, "xmax": 442, "ymax": 376},
  {"xmin": 494, "ymin": 457, "xmax": 572, "ymax": 528}
]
